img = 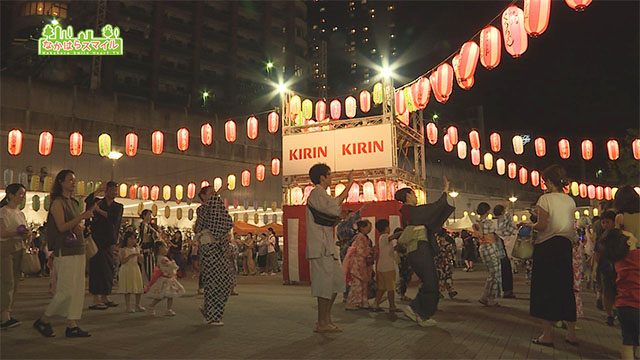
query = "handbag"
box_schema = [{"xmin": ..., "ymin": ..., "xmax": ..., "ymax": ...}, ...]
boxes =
[
  {"xmin": 307, "ymin": 205, "xmax": 341, "ymax": 227},
  {"xmin": 85, "ymin": 235, "xmax": 98, "ymax": 259},
  {"xmin": 511, "ymin": 226, "xmax": 534, "ymax": 260},
  {"xmin": 20, "ymin": 249, "xmax": 41, "ymax": 274}
]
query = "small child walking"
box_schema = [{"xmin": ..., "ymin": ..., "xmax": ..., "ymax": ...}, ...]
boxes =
[
  {"xmin": 373, "ymin": 219, "xmax": 401, "ymax": 313},
  {"xmin": 146, "ymin": 242, "xmax": 185, "ymax": 316},
  {"xmin": 118, "ymin": 230, "xmax": 145, "ymax": 313}
]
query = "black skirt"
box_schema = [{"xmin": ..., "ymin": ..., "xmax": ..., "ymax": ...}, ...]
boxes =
[{"xmin": 530, "ymin": 236, "xmax": 576, "ymax": 322}]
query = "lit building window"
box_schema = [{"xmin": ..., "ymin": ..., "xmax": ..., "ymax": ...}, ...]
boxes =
[
  {"xmin": 363, "ymin": 38, "xmax": 369, "ymax": 43},
  {"xmin": 22, "ymin": 2, "xmax": 68, "ymax": 18},
  {"xmin": 371, "ymin": 48, "xmax": 377, "ymax": 54},
  {"xmin": 387, "ymin": 5, "xmax": 395, "ymax": 11},
  {"xmin": 332, "ymin": 26, "xmax": 338, "ymax": 31},
  {"xmin": 363, "ymin": 26, "xmax": 368, "ymax": 31},
  {"xmin": 370, "ymin": 9, "xmax": 375, "ymax": 13}
]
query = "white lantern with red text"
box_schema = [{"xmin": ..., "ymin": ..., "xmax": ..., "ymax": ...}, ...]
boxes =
[
  {"xmin": 558, "ymin": 139, "xmax": 571, "ymax": 159},
  {"xmin": 271, "ymin": 158, "xmax": 280, "ymax": 176},
  {"xmin": 502, "ymin": 6, "xmax": 528, "ymax": 58},
  {"xmin": 531, "ymin": 170, "xmax": 540, "ymax": 187},
  {"xmin": 587, "ymin": 185, "xmax": 596, "ymax": 199},
  {"xmin": 241, "ymin": 170, "xmax": 250, "ymax": 187},
  {"xmin": 348, "ymin": 183, "xmax": 360, "ymax": 203},
  {"xmin": 535, "ymin": 137, "xmax": 546, "ymax": 157},
  {"xmin": 508, "ymin": 162, "xmax": 517, "ymax": 179},
  {"xmin": 457, "ymin": 141, "xmax": 468, "ymax": 160},
  {"xmin": 225, "ymin": 120, "xmax": 237, "ymax": 143},
  {"xmin": 268, "ymin": 112, "xmax": 279, "ymax": 134},
  {"xmin": 512, "ymin": 135, "xmax": 524, "ymax": 155},
  {"xmin": 490, "ymin": 132, "xmax": 501, "ymax": 152},
  {"xmin": 70, "ymin": 132, "xmax": 83, "ymax": 156},
  {"xmin": 411, "ymin": 77, "xmax": 430, "ymax": 110},
  {"xmin": 345, "ymin": 96, "xmax": 357, "ymax": 118},
  {"xmin": 581, "ymin": 140, "xmax": 593, "ymax": 160},
  {"xmin": 150, "ymin": 186, "xmax": 159, "ymax": 201},
  {"xmin": 8, "ymin": 129, "xmax": 23, "ymax": 156},
  {"xmin": 480, "ymin": 26, "xmax": 501, "ymax": 70},
  {"xmin": 330, "ymin": 99, "xmax": 341, "ymax": 120},
  {"xmin": 519, "ymin": 167, "xmax": 528, "ymax": 185},
  {"xmin": 246, "ymin": 116, "xmax": 258, "ymax": 140},
  {"xmin": 524, "ymin": 0, "xmax": 551, "ymax": 37},
  {"xmin": 201, "ymin": 123, "xmax": 213, "ymax": 145},
  {"xmin": 177, "ymin": 128, "xmax": 189, "ymax": 151},
  {"xmin": 607, "ymin": 140, "xmax": 619, "ymax": 161},
  {"xmin": 213, "ymin": 178, "xmax": 222, "ymax": 192},
  {"xmin": 426, "ymin": 123, "xmax": 438, "ymax": 145},
  {"xmin": 496, "ymin": 158, "xmax": 506, "ymax": 175},
  {"xmin": 376, "ymin": 181, "xmax": 387, "ymax": 201},
  {"xmin": 363, "ymin": 182, "xmax": 375, "ymax": 202},
  {"xmin": 38, "ymin": 131, "xmax": 53, "ymax": 156},
  {"xmin": 315, "ymin": 100, "xmax": 326, "ymax": 121},
  {"xmin": 256, "ymin": 164, "xmax": 265, "ymax": 182},
  {"xmin": 444, "ymin": 134, "xmax": 454, "ymax": 153}
]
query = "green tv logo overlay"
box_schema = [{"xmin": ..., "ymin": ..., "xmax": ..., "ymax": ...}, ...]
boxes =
[{"xmin": 38, "ymin": 24, "xmax": 123, "ymax": 56}]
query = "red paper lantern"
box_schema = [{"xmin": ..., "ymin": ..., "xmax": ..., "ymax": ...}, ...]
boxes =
[
  {"xmin": 558, "ymin": 139, "xmax": 570, "ymax": 159},
  {"xmin": 256, "ymin": 164, "xmax": 265, "ymax": 182},
  {"xmin": 187, "ymin": 182, "xmax": 196, "ymax": 200},
  {"xmin": 394, "ymin": 90, "xmax": 406, "ymax": 115},
  {"xmin": 519, "ymin": 167, "xmax": 528, "ymax": 185},
  {"xmin": 607, "ymin": 139, "xmax": 619, "ymax": 161},
  {"xmin": 524, "ymin": 0, "xmax": 551, "ymax": 37},
  {"xmin": 225, "ymin": 120, "xmax": 237, "ymax": 143},
  {"xmin": 345, "ymin": 96, "xmax": 357, "ymax": 118},
  {"xmin": 8, "ymin": 129, "xmax": 24, "ymax": 156},
  {"xmin": 443, "ymin": 134, "xmax": 454, "ymax": 153},
  {"xmin": 69, "ymin": 131, "xmax": 83, "ymax": 156},
  {"xmin": 315, "ymin": 100, "xmax": 327, "ymax": 121},
  {"xmin": 565, "ymin": 0, "xmax": 592, "ymax": 11},
  {"xmin": 330, "ymin": 99, "xmax": 341, "ymax": 120},
  {"xmin": 267, "ymin": 112, "xmax": 279, "ymax": 134},
  {"xmin": 452, "ymin": 53, "xmax": 476, "ymax": 91},
  {"xmin": 587, "ymin": 185, "xmax": 596, "ymax": 199},
  {"xmin": 456, "ymin": 75, "xmax": 475, "ymax": 91},
  {"xmin": 151, "ymin": 130, "xmax": 164, "ymax": 155},
  {"xmin": 201, "ymin": 123, "xmax": 213, "ymax": 145},
  {"xmin": 471, "ymin": 149, "xmax": 481, "ymax": 166},
  {"xmin": 534, "ymin": 137, "xmax": 546, "ymax": 157},
  {"xmin": 633, "ymin": 139, "xmax": 640, "ymax": 160},
  {"xmin": 508, "ymin": 162, "xmax": 517, "ymax": 179},
  {"xmin": 150, "ymin": 185, "xmax": 160, "ymax": 201},
  {"xmin": 579, "ymin": 183, "xmax": 587, "ymax": 198},
  {"xmin": 410, "ymin": 77, "xmax": 430, "ymax": 110},
  {"xmin": 447, "ymin": 126, "xmax": 459, "ymax": 146},
  {"xmin": 490, "ymin": 132, "xmax": 501, "ymax": 152},
  {"xmin": 247, "ymin": 116, "xmax": 258, "ymax": 140},
  {"xmin": 38, "ymin": 131, "xmax": 53, "ymax": 156},
  {"xmin": 125, "ymin": 132, "xmax": 138, "ymax": 157},
  {"xmin": 359, "ymin": 90, "xmax": 371, "ymax": 113},
  {"xmin": 129, "ymin": 184, "xmax": 138, "ymax": 200},
  {"xmin": 429, "ymin": 71, "xmax": 446, "ymax": 104},
  {"xmin": 581, "ymin": 139, "xmax": 593, "ymax": 160},
  {"xmin": 502, "ymin": 6, "xmax": 528, "ymax": 58},
  {"xmin": 531, "ymin": 170, "xmax": 540, "ymax": 187},
  {"xmin": 459, "ymin": 41, "xmax": 480, "ymax": 80},
  {"xmin": 426, "ymin": 123, "xmax": 438, "ymax": 145},
  {"xmin": 271, "ymin": 158, "xmax": 280, "ymax": 176},
  {"xmin": 480, "ymin": 26, "xmax": 501, "ymax": 70},
  {"xmin": 241, "ymin": 170, "xmax": 251, "ymax": 187},
  {"xmin": 429, "ymin": 63, "xmax": 453, "ymax": 104},
  {"xmin": 176, "ymin": 127, "xmax": 189, "ymax": 151},
  {"xmin": 469, "ymin": 130, "xmax": 480, "ymax": 150},
  {"xmin": 604, "ymin": 186, "xmax": 612, "ymax": 201},
  {"xmin": 202, "ymin": 180, "xmax": 210, "ymax": 189},
  {"xmin": 595, "ymin": 186, "xmax": 604, "ymax": 200},
  {"xmin": 140, "ymin": 186, "xmax": 149, "ymax": 200}
]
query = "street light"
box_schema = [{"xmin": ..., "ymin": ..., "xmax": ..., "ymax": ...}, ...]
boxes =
[
  {"xmin": 380, "ymin": 65, "xmax": 393, "ymax": 79},
  {"xmin": 509, "ymin": 196, "xmax": 518, "ymax": 203},
  {"xmin": 266, "ymin": 61, "xmax": 274, "ymax": 71},
  {"xmin": 449, "ymin": 190, "xmax": 459, "ymax": 220},
  {"xmin": 108, "ymin": 151, "xmax": 123, "ymax": 180},
  {"xmin": 276, "ymin": 83, "xmax": 287, "ymax": 94}
]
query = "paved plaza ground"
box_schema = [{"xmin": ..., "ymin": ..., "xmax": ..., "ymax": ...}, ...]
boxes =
[{"xmin": 1, "ymin": 268, "xmax": 619, "ymax": 359}]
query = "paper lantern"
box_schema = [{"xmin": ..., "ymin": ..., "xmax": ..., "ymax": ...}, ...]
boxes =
[
  {"xmin": 38, "ymin": 131, "xmax": 53, "ymax": 156},
  {"xmin": 359, "ymin": 90, "xmax": 371, "ymax": 113},
  {"xmin": 347, "ymin": 183, "xmax": 360, "ymax": 203},
  {"xmin": 213, "ymin": 178, "xmax": 222, "ymax": 192},
  {"xmin": 410, "ymin": 77, "xmax": 430, "ymax": 110},
  {"xmin": 496, "ymin": 158, "xmax": 506, "ymax": 175},
  {"xmin": 69, "ymin": 131, "xmax": 83, "ymax": 156},
  {"xmin": 139, "ymin": 185, "xmax": 149, "ymax": 200},
  {"xmin": 315, "ymin": 100, "xmax": 326, "ymax": 121},
  {"xmin": 271, "ymin": 158, "xmax": 280, "ymax": 176},
  {"xmin": 290, "ymin": 187, "xmax": 303, "ymax": 205},
  {"xmin": 245, "ymin": 116, "xmax": 258, "ymax": 140},
  {"xmin": 201, "ymin": 180, "xmax": 210, "ymax": 189},
  {"xmin": 518, "ymin": 167, "xmax": 528, "ymax": 185},
  {"xmin": 289, "ymin": 95, "xmax": 301, "ymax": 118},
  {"xmin": 176, "ymin": 128, "xmax": 189, "ymax": 151},
  {"xmin": 469, "ymin": 130, "xmax": 480, "ymax": 150},
  {"xmin": 335, "ymin": 183, "xmax": 346, "ymax": 197},
  {"xmin": 256, "ymin": 164, "xmax": 265, "ymax": 182},
  {"xmin": 267, "ymin": 112, "xmax": 279, "ymax": 134},
  {"xmin": 531, "ymin": 170, "xmax": 540, "ymax": 187},
  {"xmin": 578, "ymin": 183, "xmax": 587, "ymax": 198},
  {"xmin": 302, "ymin": 99, "xmax": 313, "ymax": 120},
  {"xmin": 607, "ymin": 140, "xmax": 619, "ymax": 161},
  {"xmin": 394, "ymin": 90, "xmax": 406, "ymax": 116},
  {"xmin": 471, "ymin": 149, "xmax": 481, "ymax": 166},
  {"xmin": 587, "ymin": 185, "xmax": 596, "ymax": 199},
  {"xmin": 124, "ymin": 184, "xmax": 135, "ymax": 200},
  {"xmin": 445, "ymin": 127, "xmax": 459, "ymax": 146},
  {"xmin": 508, "ymin": 162, "xmax": 517, "ymax": 179},
  {"xmin": 330, "ymin": 99, "xmax": 341, "ymax": 120},
  {"xmin": 581, "ymin": 140, "xmax": 593, "ymax": 160},
  {"xmin": 30, "ymin": 175, "xmax": 40, "ymax": 191},
  {"xmin": 186, "ymin": 183, "xmax": 196, "ymax": 200},
  {"xmin": 373, "ymin": 82, "xmax": 384, "ymax": 105},
  {"xmin": 151, "ymin": 130, "xmax": 164, "ymax": 155},
  {"xmin": 457, "ymin": 140, "xmax": 468, "ymax": 160},
  {"xmin": 534, "ymin": 137, "xmax": 546, "ymax": 157},
  {"xmin": 569, "ymin": 182, "xmax": 579, "ymax": 196},
  {"xmin": 241, "ymin": 170, "xmax": 250, "ymax": 187},
  {"xmin": 595, "ymin": 186, "xmax": 604, "ymax": 200},
  {"xmin": 98, "ymin": 133, "xmax": 111, "ymax": 156},
  {"xmin": 149, "ymin": 204, "xmax": 157, "ymax": 217},
  {"xmin": 125, "ymin": 132, "xmax": 138, "ymax": 156},
  {"xmin": 32, "ymin": 195, "xmax": 40, "ymax": 212},
  {"xmin": 443, "ymin": 134, "xmax": 454, "ymax": 153},
  {"xmin": 455, "ymin": 73, "xmax": 475, "ymax": 91},
  {"xmin": 7, "ymin": 129, "xmax": 23, "ymax": 156},
  {"xmin": 375, "ymin": 180, "xmax": 387, "ymax": 201},
  {"xmin": 43, "ymin": 195, "xmax": 51, "ymax": 211},
  {"xmin": 363, "ymin": 181, "xmax": 375, "ymax": 202},
  {"xmin": 164, "ymin": 206, "xmax": 170, "ymax": 219},
  {"xmin": 426, "ymin": 123, "xmax": 438, "ymax": 145},
  {"xmin": 480, "ymin": 26, "xmax": 501, "ymax": 70},
  {"xmin": 227, "ymin": 175, "xmax": 236, "ymax": 190},
  {"xmin": 225, "ymin": 120, "xmax": 237, "ymax": 143},
  {"xmin": 162, "ymin": 185, "xmax": 171, "ymax": 201},
  {"xmin": 604, "ymin": 186, "xmax": 613, "ymax": 201},
  {"xmin": 502, "ymin": 6, "xmax": 528, "ymax": 58},
  {"xmin": 565, "ymin": 0, "xmax": 591, "ymax": 11},
  {"xmin": 483, "ymin": 153, "xmax": 494, "ymax": 170},
  {"xmin": 175, "ymin": 185, "xmax": 184, "ymax": 202},
  {"xmin": 345, "ymin": 96, "xmax": 357, "ymax": 118},
  {"xmin": 200, "ymin": 123, "xmax": 213, "ymax": 145},
  {"xmin": 558, "ymin": 139, "xmax": 571, "ymax": 159},
  {"xmin": 489, "ymin": 133, "xmax": 501, "ymax": 152},
  {"xmin": 75, "ymin": 180, "xmax": 84, "ymax": 196},
  {"xmin": 398, "ymin": 111, "xmax": 409, "ymax": 127},
  {"xmin": 633, "ymin": 139, "xmax": 640, "ymax": 160},
  {"xmin": 512, "ymin": 135, "xmax": 524, "ymax": 155},
  {"xmin": 429, "ymin": 63, "xmax": 453, "ymax": 104},
  {"xmin": 524, "ymin": 0, "xmax": 551, "ymax": 37},
  {"xmin": 458, "ymin": 41, "xmax": 480, "ymax": 80}
]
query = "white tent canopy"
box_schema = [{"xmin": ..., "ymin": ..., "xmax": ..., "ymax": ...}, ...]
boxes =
[{"xmin": 445, "ymin": 214, "xmax": 474, "ymax": 231}]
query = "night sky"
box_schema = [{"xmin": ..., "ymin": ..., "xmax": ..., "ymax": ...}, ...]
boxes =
[{"xmin": 385, "ymin": 0, "xmax": 638, "ymax": 141}]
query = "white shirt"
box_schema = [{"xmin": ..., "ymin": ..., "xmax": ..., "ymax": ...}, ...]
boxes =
[
  {"xmin": 306, "ymin": 185, "xmax": 341, "ymax": 260},
  {"xmin": 376, "ymin": 233, "xmax": 397, "ymax": 273},
  {"xmin": 0, "ymin": 206, "xmax": 27, "ymax": 243},
  {"xmin": 536, "ymin": 192, "xmax": 577, "ymax": 244},
  {"xmin": 267, "ymin": 234, "xmax": 276, "ymax": 253},
  {"xmin": 454, "ymin": 237, "xmax": 463, "ymax": 250}
]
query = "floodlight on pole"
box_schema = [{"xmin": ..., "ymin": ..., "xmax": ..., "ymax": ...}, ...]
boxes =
[
  {"xmin": 108, "ymin": 151, "xmax": 123, "ymax": 160},
  {"xmin": 449, "ymin": 191, "xmax": 459, "ymax": 198},
  {"xmin": 277, "ymin": 83, "xmax": 287, "ymax": 94},
  {"xmin": 509, "ymin": 196, "xmax": 518, "ymax": 203},
  {"xmin": 380, "ymin": 66, "xmax": 393, "ymax": 79}
]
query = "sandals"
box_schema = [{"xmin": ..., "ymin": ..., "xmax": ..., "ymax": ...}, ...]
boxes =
[
  {"xmin": 313, "ymin": 323, "xmax": 342, "ymax": 333},
  {"xmin": 33, "ymin": 319, "xmax": 55, "ymax": 338},
  {"xmin": 531, "ymin": 338, "xmax": 554, "ymax": 348},
  {"xmin": 65, "ymin": 326, "xmax": 91, "ymax": 338},
  {"xmin": 88, "ymin": 304, "xmax": 108, "ymax": 310}
]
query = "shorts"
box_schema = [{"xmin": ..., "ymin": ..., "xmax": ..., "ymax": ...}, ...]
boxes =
[
  {"xmin": 376, "ymin": 270, "xmax": 396, "ymax": 292},
  {"xmin": 310, "ymin": 255, "xmax": 345, "ymax": 300},
  {"xmin": 618, "ymin": 306, "xmax": 640, "ymax": 346}
]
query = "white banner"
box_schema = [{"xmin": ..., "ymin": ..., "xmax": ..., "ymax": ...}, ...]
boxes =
[{"xmin": 283, "ymin": 124, "xmax": 394, "ymax": 176}]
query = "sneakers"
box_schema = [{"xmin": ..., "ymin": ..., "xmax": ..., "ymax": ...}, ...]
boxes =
[
  {"xmin": 65, "ymin": 326, "xmax": 91, "ymax": 338},
  {"xmin": 205, "ymin": 320, "xmax": 224, "ymax": 326},
  {"xmin": 418, "ymin": 318, "xmax": 438, "ymax": 327},
  {"xmin": 164, "ymin": 310, "xmax": 176, "ymax": 317},
  {"xmin": 33, "ymin": 319, "xmax": 55, "ymax": 337},
  {"xmin": 402, "ymin": 306, "xmax": 418, "ymax": 322},
  {"xmin": 1, "ymin": 318, "xmax": 21, "ymax": 330}
]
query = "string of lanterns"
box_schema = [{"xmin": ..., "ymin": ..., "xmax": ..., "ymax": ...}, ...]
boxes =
[
  {"xmin": 286, "ymin": 180, "xmax": 427, "ymax": 206},
  {"xmin": 6, "ymin": 111, "xmax": 280, "ymax": 157}
]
